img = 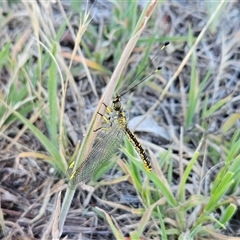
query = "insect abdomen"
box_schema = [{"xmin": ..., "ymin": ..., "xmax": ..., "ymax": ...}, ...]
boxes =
[{"xmin": 124, "ymin": 127, "xmax": 152, "ymax": 173}]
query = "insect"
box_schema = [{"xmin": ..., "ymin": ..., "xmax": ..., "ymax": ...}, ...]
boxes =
[
  {"xmin": 68, "ymin": 42, "xmax": 169, "ymax": 189},
  {"xmin": 94, "ymin": 93, "xmax": 155, "ymax": 173}
]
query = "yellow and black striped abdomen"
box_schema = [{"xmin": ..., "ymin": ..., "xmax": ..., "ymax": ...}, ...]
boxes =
[{"xmin": 124, "ymin": 127, "xmax": 152, "ymax": 173}]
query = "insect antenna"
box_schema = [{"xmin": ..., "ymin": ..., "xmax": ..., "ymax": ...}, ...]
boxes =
[{"xmin": 118, "ymin": 41, "xmax": 169, "ymax": 97}]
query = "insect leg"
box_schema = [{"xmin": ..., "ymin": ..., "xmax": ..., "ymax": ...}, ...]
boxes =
[{"xmin": 93, "ymin": 103, "xmax": 113, "ymax": 132}]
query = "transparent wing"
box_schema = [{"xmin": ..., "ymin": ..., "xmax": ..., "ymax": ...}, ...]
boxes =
[{"xmin": 68, "ymin": 123, "xmax": 125, "ymax": 189}]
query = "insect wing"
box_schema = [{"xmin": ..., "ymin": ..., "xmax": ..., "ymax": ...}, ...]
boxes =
[{"xmin": 68, "ymin": 124, "xmax": 124, "ymax": 189}]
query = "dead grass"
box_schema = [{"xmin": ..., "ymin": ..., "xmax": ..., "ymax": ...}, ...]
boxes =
[{"xmin": 1, "ymin": 1, "xmax": 240, "ymax": 239}]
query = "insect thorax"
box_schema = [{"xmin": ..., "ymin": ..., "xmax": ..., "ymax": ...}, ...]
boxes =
[
  {"xmin": 109, "ymin": 95, "xmax": 128, "ymax": 129},
  {"xmin": 102, "ymin": 95, "xmax": 127, "ymax": 130}
]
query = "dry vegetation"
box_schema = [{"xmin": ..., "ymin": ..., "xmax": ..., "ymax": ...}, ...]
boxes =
[{"xmin": 1, "ymin": 1, "xmax": 240, "ymax": 239}]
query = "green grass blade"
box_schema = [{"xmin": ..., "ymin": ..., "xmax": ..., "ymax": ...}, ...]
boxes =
[
  {"xmin": 0, "ymin": 98, "xmax": 65, "ymax": 175},
  {"xmin": 122, "ymin": 147, "xmax": 177, "ymax": 207},
  {"xmin": 217, "ymin": 203, "xmax": 236, "ymax": 227}
]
